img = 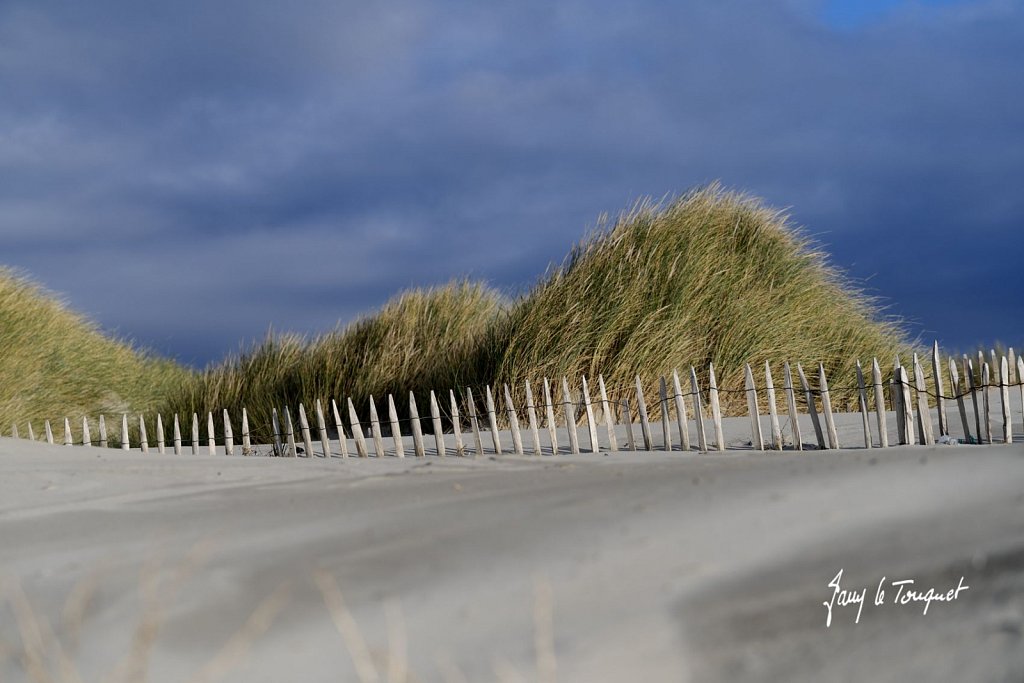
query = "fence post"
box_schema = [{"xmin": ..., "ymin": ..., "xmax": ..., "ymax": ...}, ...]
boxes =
[
  {"xmin": 11, "ymin": 423, "xmax": 19, "ymax": 439},
  {"xmin": 893, "ymin": 358, "xmax": 906, "ymax": 444},
  {"xmin": 316, "ymin": 399, "xmax": 331, "ymax": 458},
  {"xmin": 899, "ymin": 367, "xmax": 916, "ymax": 445},
  {"xmin": 271, "ymin": 408, "xmax": 283, "ymax": 457},
  {"xmin": 27, "ymin": 422, "xmax": 36, "ymax": 441},
  {"xmin": 120, "ymin": 414, "xmax": 129, "ymax": 451},
  {"xmin": 347, "ymin": 398, "xmax": 369, "ymax": 458},
  {"xmin": 283, "ymin": 407, "xmax": 297, "ymax": 458},
  {"xmin": 387, "ymin": 395, "xmax": 404, "ymax": 459},
  {"xmin": 525, "ymin": 381, "xmax": 543, "ymax": 456},
  {"xmin": 797, "ymin": 363, "xmax": 826, "ymax": 449},
  {"xmin": 744, "ymin": 364, "xmax": 764, "ymax": 451},
  {"xmin": 241, "ymin": 408, "xmax": 252, "ymax": 456},
  {"xmin": 818, "ymin": 364, "xmax": 839, "ymax": 449},
  {"xmin": 965, "ymin": 358, "xmax": 981, "ymax": 445},
  {"xmin": 622, "ymin": 398, "xmax": 637, "ymax": 451},
  {"xmin": 331, "ymin": 400, "xmax": 349, "ymax": 458},
  {"xmin": 1018, "ymin": 357, "xmax": 1024, "ymax": 439},
  {"xmin": 409, "ymin": 392, "xmax": 426, "ymax": 458},
  {"xmin": 634, "ymin": 375, "xmax": 653, "ymax": 451},
  {"xmin": 368, "ymin": 396, "xmax": 385, "ymax": 458},
  {"xmin": 948, "ymin": 360, "xmax": 970, "ymax": 442},
  {"xmin": 783, "ymin": 362, "xmax": 802, "ymax": 451},
  {"xmin": 690, "ymin": 366, "xmax": 708, "ymax": 452},
  {"xmin": 485, "ymin": 386, "xmax": 503, "ymax": 455},
  {"xmin": 855, "ymin": 361, "xmax": 871, "ymax": 448},
  {"xmin": 707, "ymin": 363, "xmax": 725, "ymax": 452},
  {"xmin": 762, "ymin": 363, "xmax": 783, "ymax": 450},
  {"xmin": 1010, "ymin": 348, "xmax": 1018, "ymax": 385},
  {"xmin": 582, "ymin": 376, "xmax": 600, "ymax": 453},
  {"xmin": 450, "ymin": 390, "xmax": 466, "ymax": 456},
  {"xmin": 504, "ymin": 384, "xmax": 525, "ymax": 455},
  {"xmin": 430, "ymin": 390, "xmax": 447, "ymax": 457},
  {"xmin": 223, "ymin": 409, "xmax": 234, "ymax": 456},
  {"xmin": 466, "ymin": 387, "xmax": 484, "ymax": 456},
  {"xmin": 658, "ymin": 376, "xmax": 672, "ymax": 451},
  {"xmin": 932, "ymin": 342, "xmax": 948, "ymax": 436},
  {"xmin": 139, "ymin": 415, "xmax": 149, "ymax": 453},
  {"xmin": 206, "ymin": 412, "xmax": 217, "ymax": 455},
  {"xmin": 45, "ymin": 420, "xmax": 54, "ymax": 445},
  {"xmin": 561, "ymin": 378, "xmax": 580, "ymax": 454},
  {"xmin": 671, "ymin": 370, "xmax": 690, "ymax": 452},
  {"xmin": 83, "ymin": 416, "xmax": 92, "ymax": 448},
  {"xmin": 912, "ymin": 354, "xmax": 934, "ymax": 445},
  {"xmin": 981, "ymin": 363, "xmax": 992, "ymax": 444},
  {"xmin": 63, "ymin": 418, "xmax": 72, "ymax": 446},
  {"xmin": 543, "ymin": 378, "xmax": 559, "ymax": 455},
  {"xmin": 1000, "ymin": 356, "xmax": 1012, "ymax": 443},
  {"xmin": 155, "ymin": 414, "xmax": 165, "ymax": 454},
  {"xmin": 871, "ymin": 359, "xmax": 888, "ymax": 448},
  {"xmin": 173, "ymin": 414, "xmax": 182, "ymax": 454}
]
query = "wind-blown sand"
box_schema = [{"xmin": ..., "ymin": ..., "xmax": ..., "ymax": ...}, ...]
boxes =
[{"xmin": 1, "ymin": 405, "xmax": 1022, "ymax": 682}]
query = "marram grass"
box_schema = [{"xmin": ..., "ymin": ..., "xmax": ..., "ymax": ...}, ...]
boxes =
[
  {"xmin": 0, "ymin": 268, "xmax": 187, "ymax": 436},
  {"xmin": 158, "ymin": 185, "xmax": 913, "ymax": 439}
]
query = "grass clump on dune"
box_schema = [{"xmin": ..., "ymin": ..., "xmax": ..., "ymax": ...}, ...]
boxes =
[
  {"xmin": 166, "ymin": 281, "xmax": 504, "ymax": 441},
  {"xmin": 494, "ymin": 185, "xmax": 910, "ymax": 412},
  {"xmin": 0, "ymin": 269, "xmax": 187, "ymax": 435},
  {"xmin": 162, "ymin": 184, "xmax": 910, "ymax": 431}
]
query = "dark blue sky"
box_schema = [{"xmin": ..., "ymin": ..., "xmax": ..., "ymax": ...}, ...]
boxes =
[{"xmin": 2, "ymin": 0, "xmax": 1022, "ymax": 367}]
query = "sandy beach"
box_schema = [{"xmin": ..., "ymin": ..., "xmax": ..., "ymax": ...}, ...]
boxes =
[{"xmin": 2, "ymin": 404, "xmax": 1022, "ymax": 682}]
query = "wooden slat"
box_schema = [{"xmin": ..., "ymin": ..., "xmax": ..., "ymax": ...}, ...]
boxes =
[
  {"xmin": 191, "ymin": 413, "xmax": 201, "ymax": 454},
  {"xmin": 98, "ymin": 415, "xmax": 107, "ymax": 449},
  {"xmin": 622, "ymin": 398, "xmax": 637, "ymax": 451},
  {"xmin": 155, "ymin": 414, "xmax": 164, "ymax": 454},
  {"xmin": 1018, "ymin": 357, "xmax": 1024, "ymax": 441},
  {"xmin": 387, "ymin": 395, "xmax": 404, "ymax": 458},
  {"xmin": 207, "ymin": 411, "xmax": 217, "ymax": 455},
  {"xmin": 708, "ymin": 363, "xmax": 725, "ymax": 452},
  {"xmin": 690, "ymin": 366, "xmax": 708, "ymax": 452},
  {"xmin": 782, "ymin": 362, "xmax": 802, "ymax": 451},
  {"xmin": 136, "ymin": 415, "xmax": 147, "ymax": 453},
  {"xmin": 298, "ymin": 404, "xmax": 314, "ymax": 458},
  {"xmin": 898, "ymin": 367, "xmax": 915, "ymax": 445},
  {"xmin": 83, "ymin": 416, "xmax": 92, "ymax": 449},
  {"xmin": 368, "ymin": 397, "xmax": 386, "ymax": 458},
  {"xmin": 241, "ymin": 408, "xmax": 251, "ymax": 456},
  {"xmin": 409, "ymin": 392, "xmax": 426, "ymax": 458},
  {"xmin": 45, "ymin": 420, "xmax": 54, "ymax": 445},
  {"xmin": 331, "ymin": 399, "xmax": 350, "ymax": 458},
  {"xmin": 271, "ymin": 408, "xmax": 282, "ymax": 456},
  {"xmin": 120, "ymin": 414, "xmax": 129, "ymax": 451},
  {"xmin": 504, "ymin": 384, "xmax": 524, "ymax": 455},
  {"xmin": 581, "ymin": 376, "xmax": 600, "ymax": 453},
  {"xmin": 671, "ymin": 370, "xmax": 690, "ymax": 452},
  {"xmin": 965, "ymin": 358, "xmax": 981, "ymax": 444},
  {"xmin": 10, "ymin": 423, "xmax": 18, "ymax": 439},
  {"xmin": 430, "ymin": 390, "xmax": 447, "ymax": 457},
  {"xmin": 466, "ymin": 387, "xmax": 484, "ymax": 456},
  {"xmin": 525, "ymin": 381, "xmax": 543, "ymax": 456},
  {"xmin": 223, "ymin": 409, "xmax": 234, "ymax": 456},
  {"xmin": 634, "ymin": 375, "xmax": 653, "ymax": 451},
  {"xmin": 28, "ymin": 422, "xmax": 35, "ymax": 441},
  {"xmin": 981, "ymin": 363, "xmax": 992, "ymax": 444},
  {"xmin": 855, "ymin": 361, "xmax": 871, "ymax": 448},
  {"xmin": 1010, "ymin": 348, "xmax": 1018, "ymax": 385},
  {"xmin": 543, "ymin": 378, "xmax": 559, "ymax": 455},
  {"xmin": 562, "ymin": 377, "xmax": 581, "ymax": 454},
  {"xmin": 658, "ymin": 376, "xmax": 672, "ymax": 451},
  {"xmin": 744, "ymin": 363, "xmax": 764, "ymax": 451},
  {"xmin": 1000, "ymin": 356, "xmax": 1012, "ymax": 444},
  {"xmin": 283, "ymin": 407, "xmax": 297, "ymax": 458},
  {"xmin": 871, "ymin": 359, "xmax": 888, "ymax": 448},
  {"xmin": 893, "ymin": 358, "xmax": 906, "ymax": 444},
  {"xmin": 948, "ymin": 359, "xmax": 970, "ymax": 442},
  {"xmin": 316, "ymin": 399, "xmax": 332, "ymax": 458},
  {"xmin": 173, "ymin": 414, "xmax": 182, "ymax": 455},
  {"xmin": 797, "ymin": 363, "xmax": 826, "ymax": 449},
  {"xmin": 932, "ymin": 342, "xmax": 948, "ymax": 436},
  {"xmin": 912, "ymin": 354, "xmax": 934, "ymax": 445},
  {"xmin": 818, "ymin": 364, "xmax": 839, "ymax": 449},
  {"xmin": 63, "ymin": 417, "xmax": 72, "ymax": 447},
  {"xmin": 485, "ymin": 386, "xmax": 503, "ymax": 455},
  {"xmin": 763, "ymin": 362, "xmax": 783, "ymax": 450},
  {"xmin": 450, "ymin": 390, "xmax": 466, "ymax": 457},
  {"xmin": 347, "ymin": 398, "xmax": 369, "ymax": 458}
]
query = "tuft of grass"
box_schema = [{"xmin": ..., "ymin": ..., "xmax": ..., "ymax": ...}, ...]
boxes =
[
  {"xmin": 159, "ymin": 185, "xmax": 913, "ymax": 433},
  {"xmin": 0, "ymin": 268, "xmax": 188, "ymax": 436}
]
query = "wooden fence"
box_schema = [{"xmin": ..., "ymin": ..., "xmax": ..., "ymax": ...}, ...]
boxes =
[{"xmin": 5, "ymin": 343, "xmax": 1023, "ymax": 457}]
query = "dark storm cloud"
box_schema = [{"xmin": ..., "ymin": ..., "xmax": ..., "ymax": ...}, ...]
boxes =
[{"xmin": 1, "ymin": 0, "xmax": 1021, "ymax": 365}]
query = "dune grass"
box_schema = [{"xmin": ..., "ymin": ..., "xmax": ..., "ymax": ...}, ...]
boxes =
[
  {"xmin": 157, "ymin": 185, "xmax": 912, "ymax": 438},
  {"xmin": 0, "ymin": 269, "xmax": 187, "ymax": 438}
]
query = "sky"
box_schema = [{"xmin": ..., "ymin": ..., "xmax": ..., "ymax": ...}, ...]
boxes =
[{"xmin": 2, "ymin": 0, "xmax": 1022, "ymax": 367}]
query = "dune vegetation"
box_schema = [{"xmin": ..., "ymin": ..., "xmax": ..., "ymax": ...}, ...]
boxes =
[
  {"xmin": 0, "ymin": 269, "xmax": 187, "ymax": 438},
  {"xmin": 157, "ymin": 185, "xmax": 912, "ymax": 440}
]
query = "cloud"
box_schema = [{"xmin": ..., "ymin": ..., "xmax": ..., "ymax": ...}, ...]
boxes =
[{"xmin": 1, "ymin": 0, "xmax": 1021, "ymax": 365}]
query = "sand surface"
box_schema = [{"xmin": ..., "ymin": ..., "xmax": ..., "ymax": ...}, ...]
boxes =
[{"xmin": 1, "ymin": 405, "xmax": 1023, "ymax": 682}]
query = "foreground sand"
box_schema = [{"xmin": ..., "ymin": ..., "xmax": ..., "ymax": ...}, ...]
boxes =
[{"xmin": 1, "ymin": 409, "xmax": 1022, "ymax": 682}]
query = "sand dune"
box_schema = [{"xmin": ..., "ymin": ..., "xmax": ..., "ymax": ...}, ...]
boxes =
[{"xmin": 1, "ymin": 405, "xmax": 1022, "ymax": 682}]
